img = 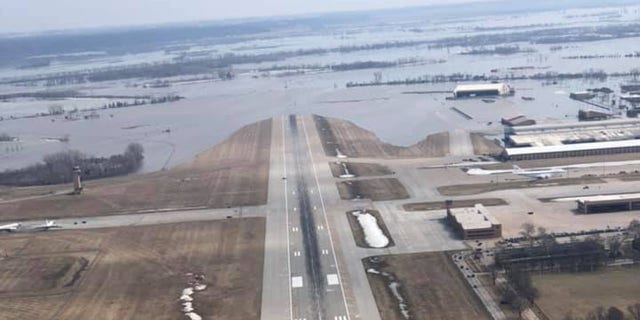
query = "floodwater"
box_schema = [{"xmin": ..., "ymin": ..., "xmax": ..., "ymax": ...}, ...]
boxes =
[{"xmin": 0, "ymin": 4, "xmax": 638, "ymax": 172}]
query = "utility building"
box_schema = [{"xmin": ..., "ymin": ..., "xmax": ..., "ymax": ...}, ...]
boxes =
[
  {"xmin": 453, "ymin": 83, "xmax": 513, "ymax": 98},
  {"xmin": 446, "ymin": 204, "xmax": 502, "ymax": 240}
]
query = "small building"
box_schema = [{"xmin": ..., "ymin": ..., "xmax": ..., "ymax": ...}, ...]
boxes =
[
  {"xmin": 501, "ymin": 115, "xmax": 536, "ymax": 127},
  {"xmin": 576, "ymin": 193, "xmax": 640, "ymax": 214},
  {"xmin": 621, "ymin": 84, "xmax": 640, "ymax": 93},
  {"xmin": 446, "ymin": 204, "xmax": 502, "ymax": 240},
  {"xmin": 570, "ymin": 91, "xmax": 596, "ymax": 100},
  {"xmin": 578, "ymin": 109, "xmax": 612, "ymax": 121},
  {"xmin": 453, "ymin": 83, "xmax": 513, "ymax": 98}
]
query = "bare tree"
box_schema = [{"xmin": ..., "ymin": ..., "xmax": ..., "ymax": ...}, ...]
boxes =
[
  {"xmin": 520, "ymin": 222, "xmax": 536, "ymax": 246},
  {"xmin": 628, "ymin": 303, "xmax": 640, "ymax": 320}
]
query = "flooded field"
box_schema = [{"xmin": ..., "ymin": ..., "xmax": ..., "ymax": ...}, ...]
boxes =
[{"xmin": 1, "ymin": 3, "xmax": 639, "ymax": 172}]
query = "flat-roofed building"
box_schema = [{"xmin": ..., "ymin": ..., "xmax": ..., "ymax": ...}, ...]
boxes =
[
  {"xmin": 453, "ymin": 83, "xmax": 512, "ymax": 98},
  {"xmin": 576, "ymin": 193, "xmax": 640, "ymax": 214},
  {"xmin": 504, "ymin": 139, "xmax": 640, "ymax": 161},
  {"xmin": 446, "ymin": 204, "xmax": 502, "ymax": 240}
]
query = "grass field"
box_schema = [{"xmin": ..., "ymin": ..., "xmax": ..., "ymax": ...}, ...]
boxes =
[
  {"xmin": 345, "ymin": 210, "xmax": 394, "ymax": 248},
  {"xmin": 363, "ymin": 252, "xmax": 492, "ymax": 320},
  {"xmin": 534, "ymin": 267, "xmax": 640, "ymax": 319},
  {"xmin": 437, "ymin": 176, "xmax": 605, "ymax": 196},
  {"xmin": 0, "ymin": 218, "xmax": 265, "ymax": 320},
  {"xmin": 337, "ymin": 178, "xmax": 410, "ymax": 201},
  {"xmin": 329, "ymin": 162, "xmax": 393, "ymax": 178},
  {"xmin": 403, "ymin": 198, "xmax": 507, "ymax": 211},
  {"xmin": 0, "ymin": 119, "xmax": 272, "ymax": 221},
  {"xmin": 314, "ymin": 115, "xmax": 449, "ymax": 158}
]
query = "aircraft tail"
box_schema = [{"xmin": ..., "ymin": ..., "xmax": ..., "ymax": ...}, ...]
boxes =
[{"xmin": 513, "ymin": 165, "xmax": 522, "ymax": 171}]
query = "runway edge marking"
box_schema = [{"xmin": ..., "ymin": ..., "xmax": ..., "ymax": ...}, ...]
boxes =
[{"xmin": 283, "ymin": 116, "xmax": 294, "ymax": 320}]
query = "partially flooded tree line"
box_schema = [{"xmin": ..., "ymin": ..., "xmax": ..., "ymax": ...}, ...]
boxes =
[{"xmin": 0, "ymin": 143, "xmax": 144, "ymax": 186}]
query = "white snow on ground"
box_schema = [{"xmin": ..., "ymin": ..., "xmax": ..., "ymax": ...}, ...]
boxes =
[
  {"xmin": 180, "ymin": 294, "xmax": 193, "ymax": 301},
  {"xmin": 185, "ymin": 312, "xmax": 202, "ymax": 320},
  {"xmin": 182, "ymin": 302, "xmax": 194, "ymax": 312},
  {"xmin": 352, "ymin": 211, "xmax": 389, "ymax": 248},
  {"xmin": 182, "ymin": 288, "xmax": 194, "ymax": 296},
  {"xmin": 194, "ymin": 284, "xmax": 207, "ymax": 291}
]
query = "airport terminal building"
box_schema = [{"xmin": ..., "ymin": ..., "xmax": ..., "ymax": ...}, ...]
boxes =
[{"xmin": 446, "ymin": 204, "xmax": 502, "ymax": 240}]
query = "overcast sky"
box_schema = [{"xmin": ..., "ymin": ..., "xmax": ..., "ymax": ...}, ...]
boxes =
[{"xmin": 1, "ymin": 0, "xmax": 485, "ymax": 33}]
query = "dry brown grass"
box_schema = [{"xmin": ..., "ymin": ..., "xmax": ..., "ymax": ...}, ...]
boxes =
[
  {"xmin": 329, "ymin": 162, "xmax": 393, "ymax": 177},
  {"xmin": 363, "ymin": 252, "xmax": 492, "ymax": 320},
  {"xmin": 403, "ymin": 198, "xmax": 508, "ymax": 211},
  {"xmin": 0, "ymin": 218, "xmax": 265, "ymax": 320},
  {"xmin": 534, "ymin": 267, "xmax": 640, "ymax": 319},
  {"xmin": 437, "ymin": 176, "xmax": 605, "ymax": 196},
  {"xmin": 345, "ymin": 210, "xmax": 394, "ymax": 248},
  {"xmin": 0, "ymin": 119, "xmax": 272, "ymax": 221},
  {"xmin": 314, "ymin": 115, "xmax": 449, "ymax": 158},
  {"xmin": 337, "ymin": 178, "xmax": 410, "ymax": 201},
  {"xmin": 470, "ymin": 133, "xmax": 504, "ymax": 156}
]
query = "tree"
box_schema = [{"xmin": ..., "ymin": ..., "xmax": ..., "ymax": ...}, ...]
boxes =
[
  {"xmin": 606, "ymin": 307, "xmax": 624, "ymax": 320},
  {"xmin": 628, "ymin": 303, "xmax": 640, "ymax": 320},
  {"xmin": 512, "ymin": 297, "xmax": 530, "ymax": 319},
  {"xmin": 607, "ymin": 236, "xmax": 623, "ymax": 259},
  {"xmin": 520, "ymin": 222, "xmax": 536, "ymax": 246}
]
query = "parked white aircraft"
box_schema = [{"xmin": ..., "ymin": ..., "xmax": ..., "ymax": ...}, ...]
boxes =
[
  {"xmin": 32, "ymin": 220, "xmax": 61, "ymax": 231},
  {"xmin": 512, "ymin": 165, "xmax": 566, "ymax": 179},
  {"xmin": 466, "ymin": 165, "xmax": 566, "ymax": 179},
  {"xmin": 0, "ymin": 223, "xmax": 21, "ymax": 232}
]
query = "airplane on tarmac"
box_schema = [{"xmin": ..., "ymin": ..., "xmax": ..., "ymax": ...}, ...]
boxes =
[
  {"xmin": 466, "ymin": 165, "xmax": 566, "ymax": 179},
  {"xmin": 0, "ymin": 223, "xmax": 21, "ymax": 232},
  {"xmin": 512, "ymin": 165, "xmax": 566, "ymax": 179},
  {"xmin": 31, "ymin": 220, "xmax": 61, "ymax": 231}
]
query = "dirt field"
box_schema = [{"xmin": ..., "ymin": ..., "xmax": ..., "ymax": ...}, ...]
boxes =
[
  {"xmin": 0, "ymin": 218, "xmax": 265, "ymax": 320},
  {"xmin": 337, "ymin": 178, "xmax": 410, "ymax": 201},
  {"xmin": 470, "ymin": 133, "xmax": 504, "ymax": 156},
  {"xmin": 534, "ymin": 267, "xmax": 640, "ymax": 319},
  {"xmin": 329, "ymin": 162, "xmax": 393, "ymax": 177},
  {"xmin": 314, "ymin": 115, "xmax": 449, "ymax": 158},
  {"xmin": 437, "ymin": 176, "xmax": 606, "ymax": 196},
  {"xmin": 363, "ymin": 252, "xmax": 492, "ymax": 320},
  {"xmin": 0, "ymin": 119, "xmax": 272, "ymax": 221},
  {"xmin": 403, "ymin": 198, "xmax": 508, "ymax": 211},
  {"xmin": 345, "ymin": 210, "xmax": 394, "ymax": 248}
]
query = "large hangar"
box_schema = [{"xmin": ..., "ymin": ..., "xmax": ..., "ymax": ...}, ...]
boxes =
[
  {"xmin": 453, "ymin": 83, "xmax": 513, "ymax": 98},
  {"xmin": 503, "ymin": 119, "xmax": 640, "ymax": 160}
]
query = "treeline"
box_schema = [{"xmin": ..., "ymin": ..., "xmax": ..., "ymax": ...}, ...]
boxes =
[
  {"xmin": 564, "ymin": 52, "xmax": 640, "ymax": 60},
  {"xmin": 0, "ymin": 143, "xmax": 144, "ymax": 186},
  {"xmin": 345, "ymin": 69, "xmax": 636, "ymax": 88},
  {"xmin": 460, "ymin": 45, "xmax": 536, "ymax": 55},
  {"xmin": 563, "ymin": 304, "xmax": 640, "ymax": 320},
  {"xmin": 0, "ymin": 133, "xmax": 16, "ymax": 142},
  {"xmin": 101, "ymin": 95, "xmax": 183, "ymax": 109}
]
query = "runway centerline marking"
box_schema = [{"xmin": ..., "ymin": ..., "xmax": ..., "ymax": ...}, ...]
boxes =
[{"xmin": 301, "ymin": 116, "xmax": 351, "ymax": 319}]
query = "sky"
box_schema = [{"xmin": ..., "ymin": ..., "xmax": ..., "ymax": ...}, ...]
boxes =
[{"xmin": 0, "ymin": 0, "xmax": 484, "ymax": 33}]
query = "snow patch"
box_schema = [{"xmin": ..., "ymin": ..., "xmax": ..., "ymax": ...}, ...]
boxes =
[
  {"xmin": 352, "ymin": 211, "xmax": 389, "ymax": 248},
  {"xmin": 184, "ymin": 312, "xmax": 202, "ymax": 320},
  {"xmin": 194, "ymin": 284, "xmax": 207, "ymax": 291}
]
